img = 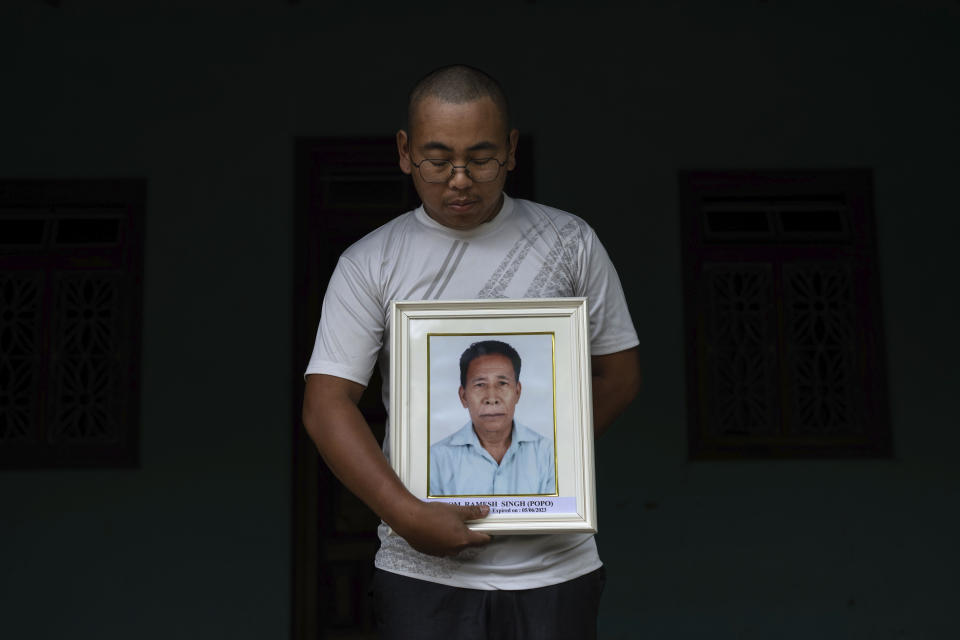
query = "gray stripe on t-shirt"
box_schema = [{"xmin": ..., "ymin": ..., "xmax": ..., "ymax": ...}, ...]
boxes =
[
  {"xmin": 477, "ymin": 219, "xmax": 548, "ymax": 298},
  {"xmin": 432, "ymin": 241, "xmax": 469, "ymax": 299},
  {"xmin": 424, "ymin": 240, "xmax": 461, "ymax": 299}
]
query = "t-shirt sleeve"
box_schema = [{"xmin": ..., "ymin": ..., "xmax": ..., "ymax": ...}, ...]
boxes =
[
  {"xmin": 303, "ymin": 253, "xmax": 385, "ymax": 386},
  {"xmin": 577, "ymin": 226, "xmax": 640, "ymax": 356}
]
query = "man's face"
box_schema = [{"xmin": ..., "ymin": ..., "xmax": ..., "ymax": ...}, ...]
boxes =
[
  {"xmin": 397, "ymin": 96, "xmax": 518, "ymax": 231},
  {"xmin": 458, "ymin": 353, "xmax": 522, "ymax": 435}
]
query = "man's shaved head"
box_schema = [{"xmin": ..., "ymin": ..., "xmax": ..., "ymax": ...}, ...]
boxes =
[{"xmin": 406, "ymin": 64, "xmax": 510, "ymax": 135}]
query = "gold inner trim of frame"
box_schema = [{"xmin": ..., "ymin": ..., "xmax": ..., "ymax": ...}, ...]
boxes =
[{"xmin": 426, "ymin": 332, "xmax": 559, "ymax": 498}]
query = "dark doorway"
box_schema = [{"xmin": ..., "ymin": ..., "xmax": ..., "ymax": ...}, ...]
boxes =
[{"xmin": 291, "ymin": 136, "xmax": 534, "ymax": 639}]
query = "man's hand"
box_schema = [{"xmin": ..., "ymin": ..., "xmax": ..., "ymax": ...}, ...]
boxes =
[
  {"xmin": 302, "ymin": 374, "xmax": 492, "ymax": 557},
  {"xmin": 393, "ymin": 502, "xmax": 492, "ymax": 557}
]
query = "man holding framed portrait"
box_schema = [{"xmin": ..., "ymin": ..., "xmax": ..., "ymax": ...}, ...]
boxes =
[{"xmin": 302, "ymin": 64, "xmax": 641, "ymax": 639}]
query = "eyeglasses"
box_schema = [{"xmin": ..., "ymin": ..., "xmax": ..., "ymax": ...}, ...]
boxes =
[{"xmin": 409, "ymin": 157, "xmax": 507, "ymax": 183}]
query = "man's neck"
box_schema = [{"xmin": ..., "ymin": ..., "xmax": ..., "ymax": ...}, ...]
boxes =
[{"xmin": 473, "ymin": 420, "xmax": 513, "ymax": 465}]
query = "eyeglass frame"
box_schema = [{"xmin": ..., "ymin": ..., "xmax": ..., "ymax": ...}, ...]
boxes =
[{"xmin": 408, "ymin": 156, "xmax": 509, "ymax": 184}]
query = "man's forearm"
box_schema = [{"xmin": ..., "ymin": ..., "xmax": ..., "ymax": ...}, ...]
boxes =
[
  {"xmin": 591, "ymin": 348, "xmax": 642, "ymax": 437},
  {"xmin": 302, "ymin": 374, "xmax": 418, "ymax": 528}
]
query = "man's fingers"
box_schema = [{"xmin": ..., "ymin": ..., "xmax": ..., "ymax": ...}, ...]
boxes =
[
  {"xmin": 465, "ymin": 531, "xmax": 492, "ymax": 548},
  {"xmin": 457, "ymin": 504, "xmax": 490, "ymax": 521},
  {"xmin": 397, "ymin": 502, "xmax": 493, "ymax": 557},
  {"xmin": 457, "ymin": 505, "xmax": 491, "ymax": 549}
]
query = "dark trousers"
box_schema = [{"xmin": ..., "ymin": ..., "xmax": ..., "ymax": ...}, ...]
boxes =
[{"xmin": 371, "ymin": 566, "xmax": 606, "ymax": 640}]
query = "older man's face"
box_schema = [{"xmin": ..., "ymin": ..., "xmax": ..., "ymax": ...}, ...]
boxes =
[
  {"xmin": 458, "ymin": 354, "xmax": 521, "ymax": 436},
  {"xmin": 397, "ymin": 96, "xmax": 518, "ymax": 231}
]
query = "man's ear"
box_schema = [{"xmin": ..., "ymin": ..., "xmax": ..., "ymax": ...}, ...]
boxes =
[
  {"xmin": 459, "ymin": 386, "xmax": 468, "ymax": 408},
  {"xmin": 397, "ymin": 129, "xmax": 412, "ymax": 175},
  {"xmin": 506, "ymin": 128, "xmax": 519, "ymax": 172},
  {"xmin": 515, "ymin": 381, "xmax": 521, "ymax": 399}
]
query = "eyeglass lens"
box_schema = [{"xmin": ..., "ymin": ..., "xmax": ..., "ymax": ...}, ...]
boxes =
[{"xmin": 419, "ymin": 160, "xmax": 501, "ymax": 183}]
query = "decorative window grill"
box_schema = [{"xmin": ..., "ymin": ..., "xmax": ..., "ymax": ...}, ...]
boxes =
[
  {"xmin": 0, "ymin": 180, "xmax": 144, "ymax": 468},
  {"xmin": 679, "ymin": 170, "xmax": 891, "ymax": 458}
]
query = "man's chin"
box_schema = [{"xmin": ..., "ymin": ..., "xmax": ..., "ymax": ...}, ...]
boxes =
[
  {"xmin": 424, "ymin": 205, "xmax": 488, "ymax": 231},
  {"xmin": 445, "ymin": 200, "xmax": 480, "ymax": 214},
  {"xmin": 473, "ymin": 418, "xmax": 513, "ymax": 432}
]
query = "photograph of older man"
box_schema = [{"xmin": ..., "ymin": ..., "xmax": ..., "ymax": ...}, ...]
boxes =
[{"xmin": 430, "ymin": 340, "xmax": 555, "ymax": 496}]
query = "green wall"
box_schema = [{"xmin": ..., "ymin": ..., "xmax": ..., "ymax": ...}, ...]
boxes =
[{"xmin": 1, "ymin": 2, "xmax": 957, "ymax": 638}]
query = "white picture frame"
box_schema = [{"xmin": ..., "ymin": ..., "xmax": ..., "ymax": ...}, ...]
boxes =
[{"xmin": 389, "ymin": 298, "xmax": 597, "ymax": 534}]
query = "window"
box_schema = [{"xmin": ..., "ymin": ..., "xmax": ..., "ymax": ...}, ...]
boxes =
[
  {"xmin": 679, "ymin": 170, "xmax": 891, "ymax": 458},
  {"xmin": 0, "ymin": 180, "xmax": 144, "ymax": 468}
]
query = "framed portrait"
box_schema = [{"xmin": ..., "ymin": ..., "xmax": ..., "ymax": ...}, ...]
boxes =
[{"xmin": 389, "ymin": 298, "xmax": 596, "ymax": 534}]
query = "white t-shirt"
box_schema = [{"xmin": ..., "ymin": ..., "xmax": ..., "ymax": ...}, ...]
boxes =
[{"xmin": 305, "ymin": 194, "xmax": 639, "ymax": 590}]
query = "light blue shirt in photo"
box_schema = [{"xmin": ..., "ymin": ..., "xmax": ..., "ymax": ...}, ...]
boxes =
[{"xmin": 429, "ymin": 421, "xmax": 556, "ymax": 496}]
